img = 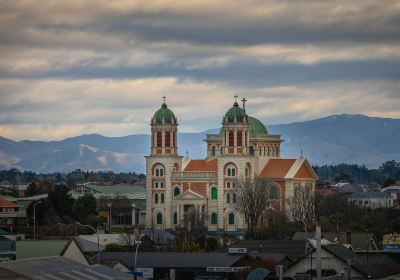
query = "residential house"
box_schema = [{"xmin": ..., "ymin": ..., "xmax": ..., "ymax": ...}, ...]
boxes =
[
  {"xmin": 381, "ymin": 186, "xmax": 400, "ymax": 207},
  {"xmin": 283, "ymin": 243, "xmax": 394, "ymax": 280},
  {"xmin": 0, "ymin": 200, "xmax": 27, "ymax": 231},
  {"xmin": 350, "ymin": 192, "xmax": 394, "ymax": 209}
]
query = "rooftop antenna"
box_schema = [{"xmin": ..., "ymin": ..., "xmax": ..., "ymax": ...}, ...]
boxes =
[
  {"xmin": 241, "ymin": 97, "xmax": 247, "ymax": 111},
  {"xmin": 234, "ymin": 94, "xmax": 238, "ymax": 103},
  {"xmin": 300, "ymin": 149, "xmax": 303, "ymax": 157},
  {"xmin": 185, "ymin": 150, "xmax": 189, "ymax": 159},
  {"xmin": 162, "ymin": 96, "xmax": 166, "ymax": 104}
]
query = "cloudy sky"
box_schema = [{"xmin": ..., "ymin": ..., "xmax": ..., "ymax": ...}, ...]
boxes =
[{"xmin": 1, "ymin": 0, "xmax": 400, "ymax": 141}]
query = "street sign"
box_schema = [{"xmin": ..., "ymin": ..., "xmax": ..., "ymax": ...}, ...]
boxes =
[
  {"xmin": 228, "ymin": 247, "xmax": 247, "ymax": 254},
  {"xmin": 206, "ymin": 266, "xmax": 251, "ymax": 273}
]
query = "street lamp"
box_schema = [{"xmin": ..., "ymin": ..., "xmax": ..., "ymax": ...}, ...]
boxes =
[
  {"xmin": 107, "ymin": 202, "xmax": 112, "ymax": 233},
  {"xmin": 33, "ymin": 201, "xmax": 42, "ymax": 240},
  {"xmin": 76, "ymin": 222, "xmax": 100, "ymax": 265},
  {"xmin": 133, "ymin": 240, "xmax": 142, "ymax": 280}
]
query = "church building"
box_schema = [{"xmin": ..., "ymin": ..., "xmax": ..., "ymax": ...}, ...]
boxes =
[{"xmin": 145, "ymin": 97, "xmax": 317, "ymax": 235}]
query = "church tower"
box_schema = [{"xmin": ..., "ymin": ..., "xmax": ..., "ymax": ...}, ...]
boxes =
[{"xmin": 145, "ymin": 97, "xmax": 182, "ymax": 230}]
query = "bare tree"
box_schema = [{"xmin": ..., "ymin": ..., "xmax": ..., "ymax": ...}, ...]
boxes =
[
  {"xmin": 287, "ymin": 186, "xmax": 315, "ymax": 225},
  {"xmin": 236, "ymin": 179, "xmax": 272, "ymax": 238}
]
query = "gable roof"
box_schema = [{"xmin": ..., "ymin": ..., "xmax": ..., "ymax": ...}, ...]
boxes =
[
  {"xmin": 184, "ymin": 159, "xmax": 218, "ymax": 172},
  {"xmin": 16, "ymin": 240, "xmax": 68, "ymax": 259},
  {"xmin": 258, "ymin": 159, "xmax": 296, "ymax": 179}
]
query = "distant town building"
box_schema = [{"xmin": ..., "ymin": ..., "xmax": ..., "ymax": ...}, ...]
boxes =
[
  {"xmin": 349, "ymin": 191, "xmax": 394, "ymax": 209},
  {"xmin": 0, "ymin": 200, "xmax": 27, "ymax": 230},
  {"xmin": 145, "ymin": 98, "xmax": 317, "ymax": 235}
]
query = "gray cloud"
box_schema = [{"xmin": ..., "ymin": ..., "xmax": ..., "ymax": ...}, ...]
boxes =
[{"xmin": 0, "ymin": 0, "xmax": 399, "ymax": 140}]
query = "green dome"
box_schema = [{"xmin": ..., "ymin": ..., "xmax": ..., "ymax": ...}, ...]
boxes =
[
  {"xmin": 223, "ymin": 102, "xmax": 247, "ymax": 123},
  {"xmin": 249, "ymin": 117, "xmax": 268, "ymax": 136},
  {"xmin": 152, "ymin": 103, "xmax": 177, "ymax": 124}
]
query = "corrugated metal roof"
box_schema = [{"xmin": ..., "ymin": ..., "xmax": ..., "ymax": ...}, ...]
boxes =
[
  {"xmin": 95, "ymin": 252, "xmax": 243, "ymax": 268},
  {"xmin": 0, "ymin": 256, "xmax": 131, "ymax": 280}
]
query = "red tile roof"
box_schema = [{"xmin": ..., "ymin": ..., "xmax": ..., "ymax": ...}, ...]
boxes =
[
  {"xmin": 0, "ymin": 200, "xmax": 22, "ymax": 208},
  {"xmin": 184, "ymin": 159, "xmax": 218, "ymax": 172},
  {"xmin": 180, "ymin": 182, "xmax": 207, "ymax": 197},
  {"xmin": 258, "ymin": 159, "xmax": 296, "ymax": 179}
]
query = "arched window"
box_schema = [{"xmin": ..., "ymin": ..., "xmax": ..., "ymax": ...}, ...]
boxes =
[
  {"xmin": 270, "ymin": 186, "xmax": 279, "ymax": 199},
  {"xmin": 174, "ymin": 187, "xmax": 180, "ymax": 197},
  {"xmin": 165, "ymin": 131, "xmax": 170, "ymax": 147},
  {"xmin": 211, "ymin": 187, "xmax": 217, "ymax": 199},
  {"xmin": 155, "ymin": 182, "xmax": 159, "ymax": 189},
  {"xmin": 157, "ymin": 131, "xmax": 162, "ymax": 147},
  {"xmin": 229, "ymin": 130, "xmax": 234, "ymax": 147},
  {"xmin": 211, "ymin": 213, "xmax": 218, "ymax": 224},
  {"xmin": 160, "ymin": 182, "xmax": 164, "ymax": 188},
  {"xmin": 233, "ymin": 193, "xmax": 237, "ymax": 203},
  {"xmin": 237, "ymin": 130, "xmax": 242, "ymax": 146},
  {"xmin": 154, "ymin": 193, "xmax": 159, "ymax": 203},
  {"xmin": 173, "ymin": 163, "xmax": 179, "ymax": 171},
  {"xmin": 173, "ymin": 212, "xmax": 178, "ymax": 224},
  {"xmin": 161, "ymin": 193, "xmax": 165, "ymax": 203},
  {"xmin": 225, "ymin": 163, "xmax": 237, "ymax": 177},
  {"xmin": 228, "ymin": 213, "xmax": 235, "ymax": 225},
  {"xmin": 249, "ymin": 146, "xmax": 254, "ymax": 156},
  {"xmin": 156, "ymin": 213, "xmax": 163, "ymax": 224},
  {"xmin": 211, "ymin": 146, "xmax": 216, "ymax": 156},
  {"xmin": 226, "ymin": 193, "xmax": 231, "ymax": 203},
  {"xmin": 156, "ymin": 169, "xmax": 159, "ymax": 176},
  {"xmin": 153, "ymin": 164, "xmax": 165, "ymax": 177},
  {"xmin": 160, "ymin": 169, "xmax": 164, "ymax": 176}
]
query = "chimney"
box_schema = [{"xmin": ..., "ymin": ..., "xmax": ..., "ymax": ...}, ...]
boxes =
[{"xmin": 346, "ymin": 232, "xmax": 352, "ymax": 245}]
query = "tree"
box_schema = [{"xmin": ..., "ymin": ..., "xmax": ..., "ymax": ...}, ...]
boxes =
[
  {"xmin": 73, "ymin": 193, "xmax": 97, "ymax": 223},
  {"xmin": 287, "ymin": 186, "xmax": 315, "ymax": 225},
  {"xmin": 384, "ymin": 177, "xmax": 396, "ymax": 187},
  {"xmin": 47, "ymin": 184, "xmax": 74, "ymax": 222},
  {"xmin": 25, "ymin": 182, "xmax": 39, "ymax": 197},
  {"xmin": 236, "ymin": 179, "xmax": 271, "ymax": 238}
]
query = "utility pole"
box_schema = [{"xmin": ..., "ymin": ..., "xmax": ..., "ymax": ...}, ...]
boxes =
[
  {"xmin": 33, "ymin": 201, "xmax": 42, "ymax": 240},
  {"xmin": 316, "ymin": 221, "xmax": 322, "ymax": 280}
]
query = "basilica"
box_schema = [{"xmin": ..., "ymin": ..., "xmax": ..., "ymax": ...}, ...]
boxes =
[{"xmin": 145, "ymin": 97, "xmax": 317, "ymax": 235}]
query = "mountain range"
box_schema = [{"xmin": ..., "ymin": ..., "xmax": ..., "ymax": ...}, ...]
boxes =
[{"xmin": 0, "ymin": 114, "xmax": 399, "ymax": 173}]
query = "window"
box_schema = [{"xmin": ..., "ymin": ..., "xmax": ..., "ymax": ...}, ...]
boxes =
[
  {"xmin": 237, "ymin": 130, "xmax": 242, "ymax": 146},
  {"xmin": 156, "ymin": 169, "xmax": 159, "ymax": 176},
  {"xmin": 211, "ymin": 146, "xmax": 216, "ymax": 156},
  {"xmin": 160, "ymin": 169, "xmax": 164, "ymax": 176},
  {"xmin": 155, "ymin": 193, "xmax": 159, "ymax": 203},
  {"xmin": 227, "ymin": 182, "xmax": 231, "ymax": 189},
  {"xmin": 232, "ymin": 168, "xmax": 236, "ymax": 176},
  {"xmin": 229, "ymin": 130, "xmax": 234, "ymax": 147},
  {"xmin": 161, "ymin": 193, "xmax": 165, "ymax": 204},
  {"xmin": 165, "ymin": 131, "xmax": 170, "ymax": 147},
  {"xmin": 157, "ymin": 131, "xmax": 162, "ymax": 147},
  {"xmin": 160, "ymin": 182, "xmax": 164, "ymax": 188},
  {"xmin": 211, "ymin": 213, "xmax": 217, "ymax": 224},
  {"xmin": 227, "ymin": 169, "xmax": 231, "ymax": 176},
  {"xmin": 226, "ymin": 193, "xmax": 231, "ymax": 203},
  {"xmin": 228, "ymin": 213, "xmax": 235, "ymax": 225},
  {"xmin": 173, "ymin": 212, "xmax": 178, "ymax": 224},
  {"xmin": 249, "ymin": 146, "xmax": 254, "ymax": 156},
  {"xmin": 156, "ymin": 213, "xmax": 163, "ymax": 224},
  {"xmin": 211, "ymin": 187, "xmax": 217, "ymax": 199},
  {"xmin": 270, "ymin": 186, "xmax": 279, "ymax": 199},
  {"xmin": 174, "ymin": 187, "xmax": 180, "ymax": 196},
  {"xmin": 233, "ymin": 193, "xmax": 237, "ymax": 203}
]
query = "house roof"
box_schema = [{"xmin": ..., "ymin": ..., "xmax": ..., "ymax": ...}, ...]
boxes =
[
  {"xmin": 184, "ymin": 159, "xmax": 218, "ymax": 172},
  {"xmin": 0, "ymin": 199, "xmax": 22, "ymax": 208},
  {"xmin": 258, "ymin": 159, "xmax": 296, "ymax": 178},
  {"xmin": 0, "ymin": 256, "xmax": 132, "ymax": 280},
  {"xmin": 293, "ymin": 232, "xmax": 377, "ymax": 251},
  {"xmin": 227, "ymin": 240, "xmax": 306, "ymax": 260},
  {"xmin": 322, "ymin": 244, "xmax": 388, "ymax": 278},
  {"xmin": 75, "ymin": 237, "xmax": 106, "ymax": 253},
  {"xmin": 351, "ymin": 191, "xmax": 392, "ymax": 199},
  {"xmin": 95, "ymin": 252, "xmax": 243, "ymax": 268},
  {"xmin": 16, "ymin": 240, "xmax": 68, "ymax": 259}
]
